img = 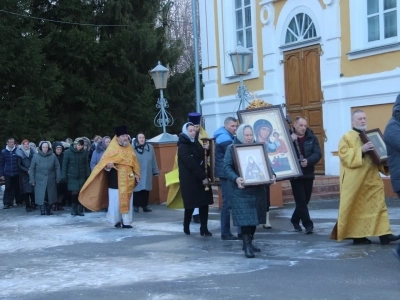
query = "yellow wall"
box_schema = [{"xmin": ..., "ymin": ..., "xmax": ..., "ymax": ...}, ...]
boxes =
[
  {"xmin": 217, "ymin": 1, "xmax": 264, "ymax": 98},
  {"xmin": 340, "ymin": 0, "xmax": 400, "ymax": 77},
  {"xmin": 351, "ymin": 104, "xmax": 393, "ymax": 132}
]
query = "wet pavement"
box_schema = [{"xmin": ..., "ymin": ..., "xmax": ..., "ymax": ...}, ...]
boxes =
[{"xmin": 0, "ymin": 193, "xmax": 400, "ymax": 300}]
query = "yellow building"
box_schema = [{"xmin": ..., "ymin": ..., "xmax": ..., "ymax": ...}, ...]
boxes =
[{"xmin": 199, "ymin": 0, "xmax": 400, "ymax": 176}]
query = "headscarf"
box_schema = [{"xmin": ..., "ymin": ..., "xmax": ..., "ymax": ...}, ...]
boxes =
[
  {"xmin": 182, "ymin": 122, "xmax": 195, "ymax": 142},
  {"xmin": 253, "ymin": 119, "xmax": 273, "ymax": 142},
  {"xmin": 133, "ymin": 132, "xmax": 149, "ymax": 155},
  {"xmin": 96, "ymin": 136, "xmax": 111, "ymax": 153},
  {"xmin": 236, "ymin": 124, "xmax": 253, "ymax": 144}
]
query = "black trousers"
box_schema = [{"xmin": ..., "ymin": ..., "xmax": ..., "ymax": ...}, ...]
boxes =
[
  {"xmin": 290, "ymin": 178, "xmax": 314, "ymax": 228},
  {"xmin": 241, "ymin": 226, "xmax": 256, "ymax": 235},
  {"xmin": 184, "ymin": 205, "xmax": 209, "ymax": 229},
  {"xmin": 133, "ymin": 190, "xmax": 150, "ymax": 208},
  {"xmin": 3, "ymin": 175, "xmax": 20, "ymax": 206}
]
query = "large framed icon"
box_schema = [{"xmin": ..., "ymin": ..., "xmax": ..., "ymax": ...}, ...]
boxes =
[{"xmin": 237, "ymin": 105, "xmax": 302, "ymax": 181}]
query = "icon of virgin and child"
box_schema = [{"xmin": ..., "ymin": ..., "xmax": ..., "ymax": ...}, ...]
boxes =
[{"xmin": 253, "ymin": 119, "xmax": 290, "ymax": 173}]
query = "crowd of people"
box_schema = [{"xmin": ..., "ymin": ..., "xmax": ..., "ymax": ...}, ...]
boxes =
[{"xmin": 1, "ymin": 94, "xmax": 400, "ymax": 261}]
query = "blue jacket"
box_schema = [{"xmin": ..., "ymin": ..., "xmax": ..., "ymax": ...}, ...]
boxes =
[
  {"xmin": 214, "ymin": 126, "xmax": 235, "ymax": 178},
  {"xmin": 0, "ymin": 147, "xmax": 19, "ymax": 177}
]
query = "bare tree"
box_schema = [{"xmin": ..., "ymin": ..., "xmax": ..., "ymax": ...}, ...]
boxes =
[{"xmin": 163, "ymin": 0, "xmax": 200, "ymax": 73}]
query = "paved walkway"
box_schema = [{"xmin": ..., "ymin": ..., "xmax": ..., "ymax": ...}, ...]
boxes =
[{"xmin": 0, "ymin": 192, "xmax": 399, "ymax": 300}]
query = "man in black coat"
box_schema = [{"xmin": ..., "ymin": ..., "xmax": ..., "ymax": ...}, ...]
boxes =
[
  {"xmin": 0, "ymin": 138, "xmax": 21, "ymax": 209},
  {"xmin": 289, "ymin": 117, "xmax": 322, "ymax": 234}
]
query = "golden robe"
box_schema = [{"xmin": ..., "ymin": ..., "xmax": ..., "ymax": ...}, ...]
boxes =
[
  {"xmin": 165, "ymin": 127, "xmax": 208, "ymax": 208},
  {"xmin": 79, "ymin": 136, "xmax": 140, "ymax": 213},
  {"xmin": 330, "ymin": 130, "xmax": 391, "ymax": 241}
]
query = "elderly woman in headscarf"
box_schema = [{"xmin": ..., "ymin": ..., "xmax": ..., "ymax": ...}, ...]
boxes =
[
  {"xmin": 90, "ymin": 136, "xmax": 111, "ymax": 171},
  {"xmin": 132, "ymin": 132, "xmax": 159, "ymax": 213},
  {"xmin": 178, "ymin": 122, "xmax": 213, "ymax": 236},
  {"xmin": 62, "ymin": 138, "xmax": 90, "ymax": 216},
  {"xmin": 16, "ymin": 139, "xmax": 37, "ymax": 212},
  {"xmin": 29, "ymin": 141, "xmax": 61, "ymax": 215},
  {"xmin": 224, "ymin": 124, "xmax": 276, "ymax": 258}
]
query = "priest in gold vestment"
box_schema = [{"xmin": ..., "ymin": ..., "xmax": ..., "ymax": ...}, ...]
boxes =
[
  {"xmin": 330, "ymin": 110, "xmax": 400, "ymax": 244},
  {"xmin": 79, "ymin": 126, "xmax": 140, "ymax": 228}
]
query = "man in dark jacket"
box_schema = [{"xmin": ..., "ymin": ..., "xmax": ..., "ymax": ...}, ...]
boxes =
[
  {"xmin": 214, "ymin": 117, "xmax": 239, "ymax": 240},
  {"xmin": 290, "ymin": 117, "xmax": 322, "ymax": 234},
  {"xmin": 384, "ymin": 93, "xmax": 400, "ymax": 261},
  {"xmin": 0, "ymin": 138, "xmax": 21, "ymax": 209}
]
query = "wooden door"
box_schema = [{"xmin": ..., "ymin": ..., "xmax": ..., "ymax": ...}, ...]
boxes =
[{"xmin": 283, "ymin": 45, "xmax": 325, "ymax": 174}]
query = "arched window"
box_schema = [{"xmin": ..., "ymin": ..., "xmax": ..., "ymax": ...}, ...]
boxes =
[{"xmin": 285, "ymin": 13, "xmax": 317, "ymax": 44}]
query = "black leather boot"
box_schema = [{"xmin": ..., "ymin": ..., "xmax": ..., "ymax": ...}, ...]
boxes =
[
  {"xmin": 242, "ymin": 234, "xmax": 255, "ymax": 258},
  {"xmin": 183, "ymin": 209, "xmax": 192, "ymax": 235},
  {"xmin": 45, "ymin": 203, "xmax": 53, "ymax": 215},
  {"xmin": 39, "ymin": 205, "xmax": 46, "ymax": 215},
  {"xmin": 242, "ymin": 234, "xmax": 261, "ymax": 252},
  {"xmin": 199, "ymin": 205, "xmax": 212, "ymax": 236},
  {"xmin": 71, "ymin": 203, "xmax": 78, "ymax": 216},
  {"xmin": 379, "ymin": 234, "xmax": 400, "ymax": 244},
  {"xmin": 77, "ymin": 204, "xmax": 85, "ymax": 216}
]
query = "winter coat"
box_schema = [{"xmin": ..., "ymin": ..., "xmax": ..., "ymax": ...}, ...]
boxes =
[
  {"xmin": 223, "ymin": 142, "xmax": 268, "ymax": 226},
  {"xmin": 133, "ymin": 142, "xmax": 159, "ymax": 192},
  {"xmin": 62, "ymin": 146, "xmax": 90, "ymax": 192},
  {"xmin": 29, "ymin": 149, "xmax": 61, "ymax": 205},
  {"xmin": 214, "ymin": 126, "xmax": 235, "ymax": 178},
  {"xmin": 384, "ymin": 115, "xmax": 400, "ymax": 192},
  {"xmin": 292, "ymin": 128, "xmax": 322, "ymax": 179},
  {"xmin": 90, "ymin": 141, "xmax": 106, "ymax": 171},
  {"xmin": 177, "ymin": 133, "xmax": 213, "ymax": 209},
  {"xmin": 53, "ymin": 141, "xmax": 68, "ymax": 196},
  {"xmin": 0, "ymin": 146, "xmax": 19, "ymax": 177},
  {"xmin": 16, "ymin": 147, "xmax": 36, "ymax": 194}
]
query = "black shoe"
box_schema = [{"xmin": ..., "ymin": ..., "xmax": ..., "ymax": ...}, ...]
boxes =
[
  {"xmin": 379, "ymin": 234, "xmax": 400, "ymax": 244},
  {"xmin": 221, "ymin": 233, "xmax": 238, "ymax": 240},
  {"xmin": 133, "ymin": 206, "xmax": 139, "ymax": 212},
  {"xmin": 353, "ymin": 237, "xmax": 372, "ymax": 245},
  {"xmin": 122, "ymin": 223, "xmax": 133, "ymax": 228},
  {"xmin": 192, "ymin": 215, "xmax": 200, "ymax": 224},
  {"xmin": 200, "ymin": 229, "xmax": 212, "ymax": 236},
  {"xmin": 114, "ymin": 222, "xmax": 122, "ymax": 228},
  {"xmin": 292, "ymin": 223, "xmax": 302, "ymax": 232},
  {"xmin": 305, "ymin": 227, "xmax": 313, "ymax": 234},
  {"xmin": 142, "ymin": 206, "xmax": 152, "ymax": 212},
  {"xmin": 183, "ymin": 225, "xmax": 190, "ymax": 235}
]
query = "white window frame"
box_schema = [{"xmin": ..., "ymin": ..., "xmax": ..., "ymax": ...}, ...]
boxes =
[
  {"xmin": 348, "ymin": 0, "xmax": 400, "ymax": 60},
  {"xmin": 217, "ymin": 0, "xmax": 259, "ymax": 84}
]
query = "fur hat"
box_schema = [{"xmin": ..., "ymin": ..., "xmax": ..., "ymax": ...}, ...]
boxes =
[{"xmin": 115, "ymin": 125, "xmax": 128, "ymax": 137}]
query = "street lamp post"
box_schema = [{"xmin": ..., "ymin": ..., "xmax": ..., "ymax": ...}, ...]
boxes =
[
  {"xmin": 229, "ymin": 43, "xmax": 252, "ymax": 110},
  {"xmin": 149, "ymin": 61, "xmax": 174, "ymax": 133}
]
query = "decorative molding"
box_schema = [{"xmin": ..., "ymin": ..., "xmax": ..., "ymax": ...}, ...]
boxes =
[
  {"xmin": 260, "ymin": 3, "xmax": 274, "ymax": 26},
  {"xmin": 347, "ymin": 42, "xmax": 400, "ymax": 60},
  {"xmin": 323, "ymin": 0, "xmax": 334, "ymax": 5},
  {"xmin": 279, "ymin": 38, "xmax": 321, "ymax": 52}
]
